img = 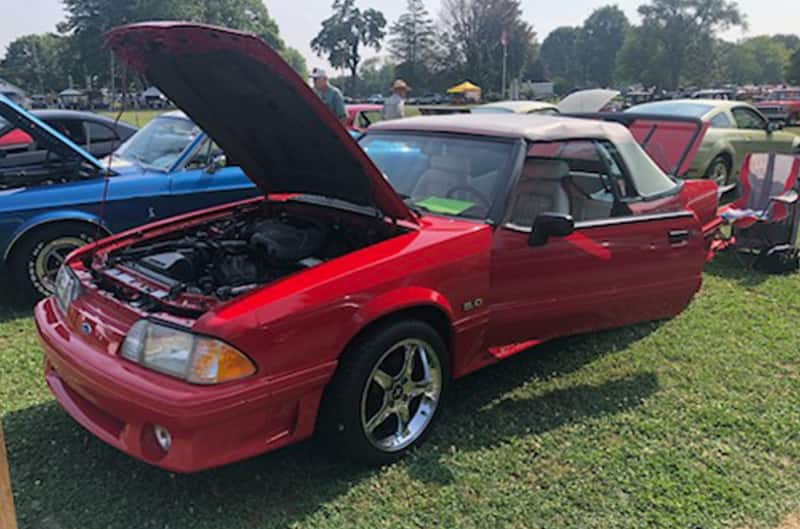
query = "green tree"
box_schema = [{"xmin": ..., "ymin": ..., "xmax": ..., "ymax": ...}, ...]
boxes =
[
  {"xmin": 439, "ymin": 0, "xmax": 537, "ymax": 95},
  {"xmin": 359, "ymin": 57, "xmax": 397, "ymax": 96},
  {"xmin": 637, "ymin": 0, "xmax": 745, "ymax": 89},
  {"xmin": 311, "ymin": 0, "xmax": 387, "ymax": 94},
  {"xmin": 771, "ymin": 34, "xmax": 800, "ymax": 53},
  {"xmin": 716, "ymin": 40, "xmax": 758, "ymax": 85},
  {"xmin": 58, "ymin": 0, "xmax": 288, "ymax": 88},
  {"xmin": 280, "ymin": 48, "xmax": 309, "ymax": 79},
  {"xmin": 0, "ymin": 33, "xmax": 69, "ymax": 93},
  {"xmin": 194, "ymin": 0, "xmax": 284, "ymax": 48},
  {"xmin": 614, "ymin": 24, "xmax": 670, "ymax": 88},
  {"xmin": 577, "ymin": 5, "xmax": 629, "ymax": 87},
  {"xmin": 388, "ymin": 0, "xmax": 436, "ymax": 90},
  {"xmin": 541, "ymin": 27, "xmax": 582, "ymax": 90},
  {"xmin": 717, "ymin": 36, "xmax": 792, "ymax": 84},
  {"xmin": 789, "ymin": 47, "xmax": 800, "ymax": 85}
]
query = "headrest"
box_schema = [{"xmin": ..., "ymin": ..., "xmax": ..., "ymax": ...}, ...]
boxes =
[
  {"xmin": 522, "ymin": 159, "xmax": 570, "ymax": 181},
  {"xmin": 429, "ymin": 155, "xmax": 470, "ymax": 173}
]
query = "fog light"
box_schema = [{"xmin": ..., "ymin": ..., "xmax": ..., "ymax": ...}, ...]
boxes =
[{"xmin": 153, "ymin": 425, "xmax": 172, "ymax": 452}]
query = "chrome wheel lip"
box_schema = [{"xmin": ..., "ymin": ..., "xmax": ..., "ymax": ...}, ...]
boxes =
[
  {"xmin": 360, "ymin": 338, "xmax": 442, "ymax": 453},
  {"xmin": 32, "ymin": 236, "xmax": 86, "ymax": 294}
]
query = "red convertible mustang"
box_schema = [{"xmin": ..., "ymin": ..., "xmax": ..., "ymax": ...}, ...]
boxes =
[{"xmin": 35, "ymin": 23, "xmax": 720, "ymax": 472}]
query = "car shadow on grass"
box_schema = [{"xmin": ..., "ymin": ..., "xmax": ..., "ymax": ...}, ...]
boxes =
[
  {"xmin": 4, "ymin": 323, "xmax": 661, "ymax": 529},
  {"xmin": 0, "ymin": 301, "xmax": 34, "ymax": 325},
  {"xmin": 704, "ymin": 250, "xmax": 773, "ymax": 287},
  {"xmin": 0, "ymin": 276, "xmax": 37, "ymax": 323}
]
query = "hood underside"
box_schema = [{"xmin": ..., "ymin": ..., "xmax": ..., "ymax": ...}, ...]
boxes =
[{"xmin": 105, "ymin": 22, "xmax": 415, "ymax": 222}]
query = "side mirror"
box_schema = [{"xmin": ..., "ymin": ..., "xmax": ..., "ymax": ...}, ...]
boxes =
[
  {"xmin": 204, "ymin": 153, "xmax": 227, "ymax": 174},
  {"xmin": 766, "ymin": 121, "xmax": 783, "ymax": 133},
  {"xmin": 529, "ymin": 213, "xmax": 575, "ymax": 247}
]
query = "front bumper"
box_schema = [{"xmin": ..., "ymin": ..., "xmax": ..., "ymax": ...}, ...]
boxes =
[{"xmin": 35, "ymin": 298, "xmax": 335, "ymax": 472}]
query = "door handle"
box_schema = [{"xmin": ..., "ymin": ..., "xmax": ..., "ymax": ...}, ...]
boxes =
[{"xmin": 668, "ymin": 229, "xmax": 690, "ymax": 245}]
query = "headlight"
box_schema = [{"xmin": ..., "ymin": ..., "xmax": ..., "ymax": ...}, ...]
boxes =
[
  {"xmin": 54, "ymin": 265, "xmax": 81, "ymax": 313},
  {"xmin": 120, "ymin": 320, "xmax": 256, "ymax": 384}
]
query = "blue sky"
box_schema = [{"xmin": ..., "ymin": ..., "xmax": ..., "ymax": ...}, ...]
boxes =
[{"xmin": 3, "ymin": 0, "xmax": 797, "ymax": 73}]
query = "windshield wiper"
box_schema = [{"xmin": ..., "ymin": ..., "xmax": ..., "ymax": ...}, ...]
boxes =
[{"xmin": 398, "ymin": 194, "xmax": 427, "ymax": 217}]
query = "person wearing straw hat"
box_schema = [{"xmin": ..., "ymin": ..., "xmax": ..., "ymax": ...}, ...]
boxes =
[
  {"xmin": 310, "ymin": 67, "xmax": 347, "ymax": 125},
  {"xmin": 382, "ymin": 79, "xmax": 410, "ymax": 121}
]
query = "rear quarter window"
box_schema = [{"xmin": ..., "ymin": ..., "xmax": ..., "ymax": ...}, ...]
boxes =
[{"xmin": 710, "ymin": 112, "xmax": 733, "ymax": 129}]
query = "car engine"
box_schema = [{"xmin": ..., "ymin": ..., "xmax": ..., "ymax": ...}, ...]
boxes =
[{"xmin": 106, "ymin": 204, "xmax": 394, "ymax": 302}]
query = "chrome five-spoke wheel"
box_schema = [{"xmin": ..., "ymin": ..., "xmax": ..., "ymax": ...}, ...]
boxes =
[
  {"xmin": 320, "ymin": 320, "xmax": 449, "ymax": 465},
  {"xmin": 361, "ymin": 338, "xmax": 442, "ymax": 452}
]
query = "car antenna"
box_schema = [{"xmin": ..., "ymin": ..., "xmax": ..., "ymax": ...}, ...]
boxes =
[{"xmin": 90, "ymin": 62, "xmax": 129, "ymax": 266}]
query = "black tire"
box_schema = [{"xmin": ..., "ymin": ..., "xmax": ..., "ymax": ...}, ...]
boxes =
[
  {"xmin": 704, "ymin": 154, "xmax": 732, "ymax": 187},
  {"xmin": 318, "ymin": 319, "xmax": 450, "ymax": 466},
  {"xmin": 7, "ymin": 223, "xmax": 96, "ymax": 301}
]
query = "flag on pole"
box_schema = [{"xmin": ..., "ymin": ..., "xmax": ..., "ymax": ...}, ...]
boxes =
[{"xmin": 500, "ymin": 30, "xmax": 508, "ymax": 47}]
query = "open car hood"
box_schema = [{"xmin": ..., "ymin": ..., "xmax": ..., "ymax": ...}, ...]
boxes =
[
  {"xmin": 105, "ymin": 22, "xmax": 415, "ymax": 223},
  {"xmin": 557, "ymin": 89, "xmax": 620, "ymax": 113},
  {"xmin": 563, "ymin": 112, "xmax": 709, "ymax": 177},
  {"xmin": 0, "ymin": 95, "xmax": 105, "ymax": 171}
]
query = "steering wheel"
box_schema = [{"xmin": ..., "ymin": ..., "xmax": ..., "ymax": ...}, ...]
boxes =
[{"xmin": 446, "ymin": 185, "xmax": 492, "ymax": 209}]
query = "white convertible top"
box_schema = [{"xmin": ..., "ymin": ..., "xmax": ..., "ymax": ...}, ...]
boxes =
[
  {"xmin": 369, "ymin": 112, "xmax": 681, "ymax": 198},
  {"xmin": 370, "ymin": 114, "xmax": 634, "ymax": 144},
  {"xmin": 472, "ymin": 101, "xmax": 558, "ymax": 113}
]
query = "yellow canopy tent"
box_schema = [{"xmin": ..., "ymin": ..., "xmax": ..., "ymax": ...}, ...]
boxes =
[
  {"xmin": 447, "ymin": 81, "xmax": 480, "ymax": 94},
  {"xmin": 447, "ymin": 81, "xmax": 481, "ymax": 102}
]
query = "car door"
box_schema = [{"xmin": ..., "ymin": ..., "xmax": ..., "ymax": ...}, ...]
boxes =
[
  {"xmin": 730, "ymin": 107, "xmax": 775, "ymax": 160},
  {"xmin": 486, "ymin": 139, "xmax": 705, "ymax": 352},
  {"xmin": 167, "ymin": 135, "xmax": 259, "ymax": 215}
]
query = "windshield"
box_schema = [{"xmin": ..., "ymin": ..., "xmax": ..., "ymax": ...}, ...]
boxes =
[
  {"xmin": 114, "ymin": 115, "xmax": 200, "ymax": 170},
  {"xmin": 627, "ymin": 102, "xmax": 713, "ymax": 118},
  {"xmin": 360, "ymin": 132, "xmax": 516, "ymax": 220}
]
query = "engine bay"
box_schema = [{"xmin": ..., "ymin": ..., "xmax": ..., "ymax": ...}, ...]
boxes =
[{"xmin": 99, "ymin": 201, "xmax": 404, "ymax": 308}]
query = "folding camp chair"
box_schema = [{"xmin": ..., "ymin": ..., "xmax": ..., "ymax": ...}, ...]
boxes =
[{"xmin": 715, "ymin": 152, "xmax": 800, "ymax": 273}]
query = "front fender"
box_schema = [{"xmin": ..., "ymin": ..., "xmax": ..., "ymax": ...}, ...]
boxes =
[
  {"xmin": 351, "ymin": 286, "xmax": 456, "ymax": 331},
  {"xmin": 2, "ymin": 210, "xmax": 110, "ymax": 263}
]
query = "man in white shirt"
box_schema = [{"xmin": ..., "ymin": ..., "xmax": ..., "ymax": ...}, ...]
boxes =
[{"xmin": 381, "ymin": 79, "xmax": 410, "ymax": 121}]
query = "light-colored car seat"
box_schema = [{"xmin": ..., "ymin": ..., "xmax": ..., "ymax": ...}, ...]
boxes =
[
  {"xmin": 510, "ymin": 159, "xmax": 570, "ymax": 227},
  {"xmin": 412, "ymin": 155, "xmax": 471, "ymax": 200}
]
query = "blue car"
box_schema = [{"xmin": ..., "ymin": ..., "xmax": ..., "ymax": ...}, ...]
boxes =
[{"xmin": 0, "ymin": 97, "xmax": 258, "ymax": 298}]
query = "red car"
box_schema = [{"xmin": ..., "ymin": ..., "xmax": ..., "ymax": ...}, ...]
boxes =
[
  {"xmin": 35, "ymin": 23, "xmax": 719, "ymax": 473},
  {"xmin": 0, "ymin": 126, "xmax": 31, "ymax": 150},
  {"xmin": 755, "ymin": 88, "xmax": 800, "ymax": 125},
  {"xmin": 346, "ymin": 104, "xmax": 383, "ymax": 133}
]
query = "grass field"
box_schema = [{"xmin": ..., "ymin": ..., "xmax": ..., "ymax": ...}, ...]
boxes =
[
  {"xmin": 4, "ymin": 255, "xmax": 800, "ymax": 529},
  {"xmin": 1, "ymin": 120, "xmax": 798, "ymax": 529},
  {"xmin": 99, "ymin": 109, "xmax": 166, "ymax": 127}
]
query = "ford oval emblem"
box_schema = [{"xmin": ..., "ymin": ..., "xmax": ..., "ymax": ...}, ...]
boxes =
[{"xmin": 80, "ymin": 322, "xmax": 92, "ymax": 336}]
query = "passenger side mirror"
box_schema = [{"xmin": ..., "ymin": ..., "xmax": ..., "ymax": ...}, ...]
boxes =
[
  {"xmin": 204, "ymin": 153, "xmax": 227, "ymax": 174},
  {"xmin": 529, "ymin": 213, "xmax": 575, "ymax": 247},
  {"xmin": 766, "ymin": 121, "xmax": 783, "ymax": 133}
]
